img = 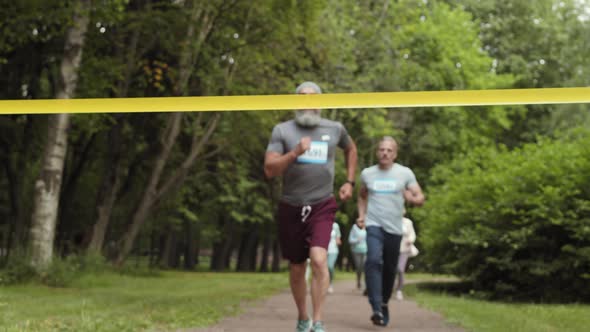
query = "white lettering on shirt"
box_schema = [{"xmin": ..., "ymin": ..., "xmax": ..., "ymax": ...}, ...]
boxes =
[{"xmin": 373, "ymin": 179, "xmax": 397, "ymax": 193}]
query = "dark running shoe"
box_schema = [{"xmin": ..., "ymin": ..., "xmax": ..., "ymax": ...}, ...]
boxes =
[
  {"xmin": 381, "ymin": 303, "xmax": 389, "ymax": 326},
  {"xmin": 370, "ymin": 312, "xmax": 385, "ymax": 326}
]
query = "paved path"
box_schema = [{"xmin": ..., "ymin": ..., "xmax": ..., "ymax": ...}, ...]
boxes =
[{"xmin": 184, "ymin": 279, "xmax": 464, "ymax": 332}]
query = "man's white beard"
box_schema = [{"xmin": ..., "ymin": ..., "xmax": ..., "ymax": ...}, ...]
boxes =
[{"xmin": 295, "ymin": 110, "xmax": 321, "ymax": 127}]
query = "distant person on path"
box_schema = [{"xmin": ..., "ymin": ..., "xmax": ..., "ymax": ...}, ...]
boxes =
[
  {"xmin": 357, "ymin": 136, "xmax": 424, "ymax": 327},
  {"xmin": 395, "ymin": 213, "xmax": 419, "ymax": 301},
  {"xmin": 264, "ymin": 81, "xmax": 358, "ymax": 332},
  {"xmin": 327, "ymin": 221, "xmax": 341, "ymax": 294},
  {"xmin": 348, "ymin": 218, "xmax": 368, "ymax": 292}
]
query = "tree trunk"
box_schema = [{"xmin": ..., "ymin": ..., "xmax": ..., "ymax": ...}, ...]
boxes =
[
  {"xmin": 56, "ymin": 132, "xmax": 97, "ymax": 252},
  {"xmin": 29, "ymin": 114, "xmax": 71, "ymax": 270},
  {"xmin": 267, "ymin": 176, "xmax": 282, "ymax": 273},
  {"xmin": 29, "ymin": 0, "xmax": 90, "ymax": 271},
  {"xmin": 4, "ymin": 99, "xmax": 40, "ymax": 260},
  {"xmin": 194, "ymin": 222, "xmax": 201, "ymax": 267},
  {"xmin": 115, "ymin": 113, "xmax": 183, "ymax": 265},
  {"xmin": 87, "ymin": 170, "xmax": 122, "ymax": 254},
  {"xmin": 149, "ymin": 229, "xmax": 158, "ymax": 267},
  {"xmin": 223, "ymin": 238, "xmax": 235, "ymax": 271},
  {"xmin": 117, "ymin": 22, "xmax": 141, "ymax": 98},
  {"xmin": 210, "ymin": 242, "xmax": 223, "ymax": 271},
  {"xmin": 161, "ymin": 229, "xmax": 180, "ymax": 269},
  {"xmin": 272, "ymin": 239, "xmax": 281, "ymax": 272},
  {"xmin": 86, "ymin": 9, "xmax": 144, "ymax": 253},
  {"xmin": 87, "ymin": 120, "xmax": 124, "ymax": 253},
  {"xmin": 259, "ymin": 228, "xmax": 271, "ymax": 272},
  {"xmin": 156, "ymin": 232, "xmax": 167, "ymax": 265},
  {"xmin": 3, "ymin": 157, "xmax": 23, "ymax": 257},
  {"xmin": 183, "ymin": 220, "xmax": 197, "ymax": 270},
  {"xmin": 113, "ymin": 0, "xmax": 222, "ymax": 265},
  {"xmin": 55, "ymin": 2, "xmax": 90, "ymax": 100},
  {"xmin": 174, "ymin": 0, "xmax": 215, "ymax": 97},
  {"xmin": 237, "ymin": 224, "xmax": 259, "ymax": 272},
  {"xmin": 115, "ymin": 111, "xmax": 220, "ymax": 266},
  {"xmin": 210, "ymin": 218, "xmax": 236, "ymax": 271},
  {"xmin": 248, "ymin": 234, "xmax": 259, "ymax": 271}
]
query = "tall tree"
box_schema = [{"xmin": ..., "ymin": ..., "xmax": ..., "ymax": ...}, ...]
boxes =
[
  {"xmin": 29, "ymin": 0, "xmax": 91, "ymax": 271},
  {"xmin": 114, "ymin": 0, "xmax": 224, "ymax": 265}
]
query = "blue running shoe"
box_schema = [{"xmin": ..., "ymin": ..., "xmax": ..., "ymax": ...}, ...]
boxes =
[
  {"xmin": 311, "ymin": 321, "xmax": 326, "ymax": 332},
  {"xmin": 296, "ymin": 318, "xmax": 311, "ymax": 332}
]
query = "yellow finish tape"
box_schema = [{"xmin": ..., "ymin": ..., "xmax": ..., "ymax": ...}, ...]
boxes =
[{"xmin": 0, "ymin": 87, "xmax": 588, "ymax": 115}]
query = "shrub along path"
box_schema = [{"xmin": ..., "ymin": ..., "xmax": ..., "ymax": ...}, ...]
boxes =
[{"xmin": 184, "ymin": 279, "xmax": 464, "ymax": 332}]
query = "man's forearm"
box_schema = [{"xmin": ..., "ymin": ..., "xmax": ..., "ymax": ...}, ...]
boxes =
[
  {"xmin": 264, "ymin": 151, "xmax": 298, "ymax": 178},
  {"xmin": 344, "ymin": 141, "xmax": 358, "ymax": 182},
  {"xmin": 357, "ymin": 196, "xmax": 367, "ymax": 219},
  {"xmin": 408, "ymin": 192, "xmax": 425, "ymax": 206}
]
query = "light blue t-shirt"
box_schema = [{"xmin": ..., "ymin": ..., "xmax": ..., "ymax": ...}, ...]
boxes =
[
  {"xmin": 360, "ymin": 163, "xmax": 418, "ymax": 235},
  {"xmin": 348, "ymin": 224, "xmax": 367, "ymax": 254},
  {"xmin": 328, "ymin": 223, "xmax": 341, "ymax": 254}
]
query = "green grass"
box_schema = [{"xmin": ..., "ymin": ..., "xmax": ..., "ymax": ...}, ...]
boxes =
[
  {"xmin": 0, "ymin": 271, "xmax": 288, "ymax": 332},
  {"xmin": 3, "ymin": 270, "xmax": 589, "ymax": 332},
  {"xmin": 405, "ymin": 283, "xmax": 590, "ymax": 332},
  {"xmin": 405, "ymin": 272, "xmax": 457, "ymax": 281}
]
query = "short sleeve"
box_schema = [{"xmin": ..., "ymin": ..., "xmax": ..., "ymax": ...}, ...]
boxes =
[
  {"xmin": 266, "ymin": 125, "xmax": 284, "ymax": 154},
  {"xmin": 337, "ymin": 123, "xmax": 351, "ymax": 149},
  {"xmin": 360, "ymin": 168, "xmax": 369, "ymax": 187},
  {"xmin": 405, "ymin": 168, "xmax": 418, "ymax": 188}
]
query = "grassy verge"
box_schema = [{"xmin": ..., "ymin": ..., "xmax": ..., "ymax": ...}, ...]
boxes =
[
  {"xmin": 405, "ymin": 283, "xmax": 590, "ymax": 332},
  {"xmin": 3, "ymin": 270, "xmax": 588, "ymax": 332},
  {"xmin": 0, "ymin": 271, "xmax": 288, "ymax": 332}
]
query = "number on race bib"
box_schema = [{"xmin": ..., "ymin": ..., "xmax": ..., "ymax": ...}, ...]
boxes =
[{"xmin": 297, "ymin": 141, "xmax": 328, "ymax": 164}]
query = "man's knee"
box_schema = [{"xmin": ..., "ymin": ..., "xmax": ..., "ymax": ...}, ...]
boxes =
[
  {"xmin": 309, "ymin": 256, "xmax": 327, "ymax": 276},
  {"xmin": 310, "ymin": 257, "xmax": 326, "ymax": 272},
  {"xmin": 290, "ymin": 261, "xmax": 307, "ymax": 275}
]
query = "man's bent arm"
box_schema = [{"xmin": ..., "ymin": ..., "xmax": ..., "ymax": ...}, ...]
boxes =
[
  {"xmin": 405, "ymin": 183, "xmax": 425, "ymax": 206},
  {"xmin": 264, "ymin": 137, "xmax": 309, "ymax": 178},
  {"xmin": 264, "ymin": 151, "xmax": 298, "ymax": 178}
]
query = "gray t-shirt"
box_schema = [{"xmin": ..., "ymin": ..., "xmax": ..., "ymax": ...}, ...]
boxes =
[
  {"xmin": 266, "ymin": 119, "xmax": 351, "ymax": 205},
  {"xmin": 360, "ymin": 163, "xmax": 418, "ymax": 235}
]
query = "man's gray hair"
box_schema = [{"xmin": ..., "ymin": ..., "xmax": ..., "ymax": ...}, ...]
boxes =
[
  {"xmin": 379, "ymin": 136, "xmax": 398, "ymax": 145},
  {"xmin": 295, "ymin": 81, "xmax": 322, "ymax": 94},
  {"xmin": 378, "ymin": 136, "xmax": 398, "ymax": 150}
]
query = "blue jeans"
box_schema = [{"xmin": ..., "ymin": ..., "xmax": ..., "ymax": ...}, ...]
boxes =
[{"xmin": 365, "ymin": 226, "xmax": 402, "ymax": 313}]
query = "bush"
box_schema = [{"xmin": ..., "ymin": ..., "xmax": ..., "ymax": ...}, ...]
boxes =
[
  {"xmin": 76, "ymin": 252, "xmax": 110, "ymax": 274},
  {"xmin": 1, "ymin": 253, "xmax": 113, "ymax": 287},
  {"xmin": 416, "ymin": 129, "xmax": 590, "ymax": 302},
  {"xmin": 0, "ymin": 253, "xmax": 37, "ymax": 285},
  {"xmin": 40, "ymin": 255, "xmax": 81, "ymax": 287}
]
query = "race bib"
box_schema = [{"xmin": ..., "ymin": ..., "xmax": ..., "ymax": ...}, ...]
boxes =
[
  {"xmin": 297, "ymin": 141, "xmax": 328, "ymax": 164},
  {"xmin": 373, "ymin": 179, "xmax": 397, "ymax": 193}
]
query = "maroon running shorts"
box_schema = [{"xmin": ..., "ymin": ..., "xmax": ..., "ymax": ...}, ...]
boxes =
[{"xmin": 277, "ymin": 197, "xmax": 338, "ymax": 264}]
